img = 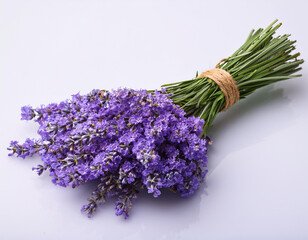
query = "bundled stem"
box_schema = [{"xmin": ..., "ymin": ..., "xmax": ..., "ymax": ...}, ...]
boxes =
[{"xmin": 162, "ymin": 20, "xmax": 304, "ymax": 137}]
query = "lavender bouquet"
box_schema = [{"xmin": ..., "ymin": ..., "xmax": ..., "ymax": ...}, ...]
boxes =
[{"xmin": 8, "ymin": 20, "xmax": 303, "ymax": 218}]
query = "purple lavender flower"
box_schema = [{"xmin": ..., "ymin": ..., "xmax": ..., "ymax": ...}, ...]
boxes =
[
  {"xmin": 8, "ymin": 88, "xmax": 210, "ymax": 218},
  {"xmin": 21, "ymin": 106, "xmax": 35, "ymax": 120}
]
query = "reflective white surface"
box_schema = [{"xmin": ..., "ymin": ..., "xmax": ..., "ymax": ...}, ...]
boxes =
[{"xmin": 1, "ymin": 0, "xmax": 308, "ymax": 239}]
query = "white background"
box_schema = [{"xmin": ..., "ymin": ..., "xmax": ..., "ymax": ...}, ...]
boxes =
[{"xmin": 1, "ymin": 0, "xmax": 308, "ymax": 239}]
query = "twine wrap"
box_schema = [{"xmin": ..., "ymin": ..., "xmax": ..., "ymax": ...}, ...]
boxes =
[{"xmin": 197, "ymin": 62, "xmax": 239, "ymax": 111}]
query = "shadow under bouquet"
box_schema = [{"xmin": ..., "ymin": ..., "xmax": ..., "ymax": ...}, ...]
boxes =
[{"xmin": 8, "ymin": 20, "xmax": 303, "ymax": 218}]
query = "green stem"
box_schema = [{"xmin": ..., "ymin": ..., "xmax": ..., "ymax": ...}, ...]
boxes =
[{"xmin": 161, "ymin": 20, "xmax": 304, "ymax": 137}]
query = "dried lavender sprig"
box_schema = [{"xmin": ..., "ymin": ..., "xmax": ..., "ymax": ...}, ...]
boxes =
[{"xmin": 162, "ymin": 20, "xmax": 304, "ymax": 136}]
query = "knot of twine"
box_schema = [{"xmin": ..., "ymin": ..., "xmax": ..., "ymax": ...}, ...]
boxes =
[{"xmin": 197, "ymin": 59, "xmax": 239, "ymax": 111}]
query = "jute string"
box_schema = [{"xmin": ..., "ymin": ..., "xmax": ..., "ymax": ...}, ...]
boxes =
[{"xmin": 197, "ymin": 59, "xmax": 239, "ymax": 111}]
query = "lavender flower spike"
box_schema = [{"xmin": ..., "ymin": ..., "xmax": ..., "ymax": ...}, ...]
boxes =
[{"xmin": 8, "ymin": 88, "xmax": 210, "ymax": 218}]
